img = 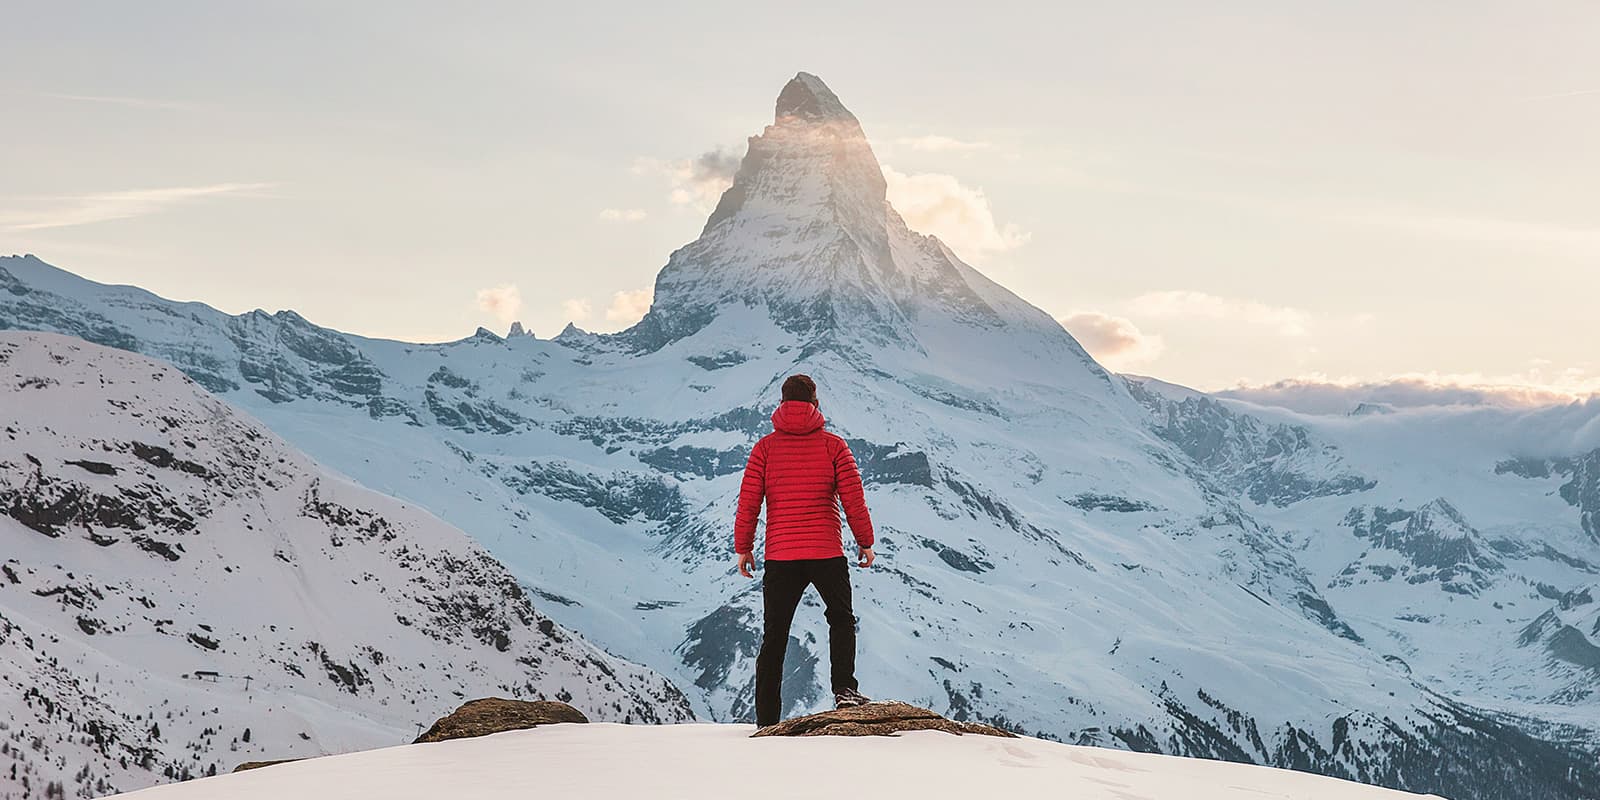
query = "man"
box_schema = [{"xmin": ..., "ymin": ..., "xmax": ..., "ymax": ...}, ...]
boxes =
[{"xmin": 735, "ymin": 374, "xmax": 876, "ymax": 727}]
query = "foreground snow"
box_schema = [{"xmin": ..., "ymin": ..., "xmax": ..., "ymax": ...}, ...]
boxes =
[{"xmin": 115, "ymin": 723, "xmax": 1441, "ymax": 800}]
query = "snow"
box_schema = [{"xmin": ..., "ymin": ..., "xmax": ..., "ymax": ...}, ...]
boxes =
[
  {"xmin": 0, "ymin": 332, "xmax": 689, "ymax": 796},
  {"xmin": 4, "ymin": 70, "xmax": 1599, "ymax": 799},
  {"xmin": 113, "ymin": 723, "xmax": 1440, "ymax": 800}
]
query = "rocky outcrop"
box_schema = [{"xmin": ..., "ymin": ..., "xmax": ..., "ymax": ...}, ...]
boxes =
[
  {"xmin": 414, "ymin": 698, "xmax": 589, "ymax": 744},
  {"xmin": 233, "ymin": 759, "xmax": 301, "ymax": 773},
  {"xmin": 751, "ymin": 702, "xmax": 1015, "ymax": 738}
]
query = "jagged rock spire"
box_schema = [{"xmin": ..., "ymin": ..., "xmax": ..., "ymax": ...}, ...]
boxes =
[{"xmin": 774, "ymin": 72, "xmax": 859, "ymax": 125}]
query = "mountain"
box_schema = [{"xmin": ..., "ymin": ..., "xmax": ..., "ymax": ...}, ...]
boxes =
[
  {"xmin": 3, "ymin": 72, "xmax": 1599, "ymax": 799},
  {"xmin": 0, "ymin": 332, "xmax": 691, "ymax": 798},
  {"xmin": 105, "ymin": 721, "xmax": 1440, "ymax": 800}
]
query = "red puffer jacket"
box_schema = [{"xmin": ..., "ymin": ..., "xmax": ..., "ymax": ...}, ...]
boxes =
[{"xmin": 734, "ymin": 401, "xmax": 874, "ymax": 560}]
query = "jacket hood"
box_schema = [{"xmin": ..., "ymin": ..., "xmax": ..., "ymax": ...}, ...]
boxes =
[{"xmin": 771, "ymin": 400, "xmax": 825, "ymax": 435}]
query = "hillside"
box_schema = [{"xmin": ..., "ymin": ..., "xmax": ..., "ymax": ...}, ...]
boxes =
[{"xmin": 0, "ymin": 332, "xmax": 691, "ymax": 798}]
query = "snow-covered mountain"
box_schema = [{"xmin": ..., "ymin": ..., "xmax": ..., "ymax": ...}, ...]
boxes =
[
  {"xmin": 0, "ymin": 333, "xmax": 692, "ymax": 798},
  {"xmin": 3, "ymin": 72, "xmax": 1599, "ymax": 799},
  {"xmin": 107, "ymin": 721, "xmax": 1442, "ymax": 800}
]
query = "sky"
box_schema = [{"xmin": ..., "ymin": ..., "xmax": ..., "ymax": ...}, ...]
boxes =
[{"xmin": 2, "ymin": 1, "xmax": 1597, "ymax": 397}]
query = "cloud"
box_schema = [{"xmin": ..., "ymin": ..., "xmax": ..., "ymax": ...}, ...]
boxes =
[
  {"xmin": 1342, "ymin": 211, "xmax": 1600, "ymax": 257},
  {"xmin": 1218, "ymin": 370, "xmax": 1600, "ymax": 415},
  {"xmin": 561, "ymin": 298, "xmax": 593, "ymax": 322},
  {"xmin": 0, "ymin": 183, "xmax": 274, "ymax": 231},
  {"xmin": 897, "ymin": 135, "xmax": 991, "ymax": 153},
  {"xmin": 1128, "ymin": 291, "xmax": 1313, "ymax": 337},
  {"xmin": 599, "ymin": 208, "xmax": 648, "ymax": 222},
  {"xmin": 881, "ymin": 166, "xmax": 1029, "ymax": 260},
  {"xmin": 634, "ymin": 148, "xmax": 742, "ymax": 213},
  {"xmin": 1059, "ymin": 311, "xmax": 1165, "ymax": 370},
  {"xmin": 604, "ymin": 288, "xmax": 652, "ymax": 325},
  {"xmin": 475, "ymin": 285, "xmax": 523, "ymax": 323},
  {"xmin": 35, "ymin": 92, "xmax": 199, "ymax": 111},
  {"xmin": 1522, "ymin": 88, "xmax": 1600, "ymax": 102}
]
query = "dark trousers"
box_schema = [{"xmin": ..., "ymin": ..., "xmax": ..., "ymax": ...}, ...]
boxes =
[{"xmin": 754, "ymin": 556, "xmax": 858, "ymax": 727}]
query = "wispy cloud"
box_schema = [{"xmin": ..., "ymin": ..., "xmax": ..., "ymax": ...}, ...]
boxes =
[
  {"xmin": 1059, "ymin": 311, "xmax": 1165, "ymax": 370},
  {"xmin": 475, "ymin": 284, "xmax": 523, "ymax": 323},
  {"xmin": 1341, "ymin": 211, "xmax": 1600, "ymax": 257},
  {"xmin": 882, "ymin": 166, "xmax": 1029, "ymax": 260},
  {"xmin": 633, "ymin": 148, "xmax": 742, "ymax": 213},
  {"xmin": 561, "ymin": 298, "xmax": 593, "ymax": 323},
  {"xmin": 1521, "ymin": 88, "xmax": 1600, "ymax": 102},
  {"xmin": 34, "ymin": 91, "xmax": 201, "ymax": 111},
  {"xmin": 604, "ymin": 288, "xmax": 652, "ymax": 325},
  {"xmin": 0, "ymin": 183, "xmax": 275, "ymax": 231},
  {"xmin": 1127, "ymin": 291, "xmax": 1315, "ymax": 337},
  {"xmin": 897, "ymin": 135, "xmax": 991, "ymax": 153}
]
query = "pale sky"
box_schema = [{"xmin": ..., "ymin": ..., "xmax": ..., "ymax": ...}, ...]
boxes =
[{"xmin": 3, "ymin": 1, "xmax": 1597, "ymax": 396}]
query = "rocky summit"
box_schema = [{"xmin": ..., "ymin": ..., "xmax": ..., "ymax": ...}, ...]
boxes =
[{"xmin": 752, "ymin": 702, "xmax": 1015, "ymax": 738}]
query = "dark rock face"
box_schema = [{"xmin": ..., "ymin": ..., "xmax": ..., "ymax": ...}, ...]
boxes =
[
  {"xmin": 1497, "ymin": 449, "xmax": 1600, "ymax": 545},
  {"xmin": 1127, "ymin": 381, "xmax": 1376, "ymax": 506},
  {"xmin": 752, "ymin": 701, "xmax": 1016, "ymax": 738},
  {"xmin": 1336, "ymin": 499, "xmax": 1503, "ymax": 596},
  {"xmin": 413, "ymin": 698, "xmax": 589, "ymax": 744}
]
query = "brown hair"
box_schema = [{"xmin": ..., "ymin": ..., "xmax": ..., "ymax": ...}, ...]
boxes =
[{"xmin": 781, "ymin": 374, "xmax": 818, "ymax": 404}]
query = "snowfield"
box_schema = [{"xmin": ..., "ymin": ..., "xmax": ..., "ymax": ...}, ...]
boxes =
[{"xmin": 113, "ymin": 723, "xmax": 1441, "ymax": 800}]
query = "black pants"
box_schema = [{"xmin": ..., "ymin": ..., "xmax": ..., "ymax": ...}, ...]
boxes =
[{"xmin": 754, "ymin": 556, "xmax": 858, "ymax": 727}]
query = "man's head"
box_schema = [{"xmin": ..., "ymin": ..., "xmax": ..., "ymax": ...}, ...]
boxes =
[{"xmin": 781, "ymin": 374, "xmax": 818, "ymax": 405}]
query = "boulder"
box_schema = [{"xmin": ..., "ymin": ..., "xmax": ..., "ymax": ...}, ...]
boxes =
[
  {"xmin": 233, "ymin": 758, "xmax": 300, "ymax": 773},
  {"xmin": 413, "ymin": 698, "xmax": 588, "ymax": 744},
  {"xmin": 751, "ymin": 701, "xmax": 1016, "ymax": 738}
]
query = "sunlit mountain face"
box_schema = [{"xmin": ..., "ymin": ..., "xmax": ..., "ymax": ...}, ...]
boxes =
[{"xmin": 3, "ymin": 73, "xmax": 1598, "ymax": 800}]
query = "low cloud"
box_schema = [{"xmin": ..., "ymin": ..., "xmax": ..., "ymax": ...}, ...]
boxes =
[
  {"xmin": 634, "ymin": 148, "xmax": 742, "ymax": 213},
  {"xmin": 1219, "ymin": 371, "xmax": 1600, "ymax": 415},
  {"xmin": 1128, "ymin": 291, "xmax": 1314, "ymax": 337},
  {"xmin": 1059, "ymin": 311, "xmax": 1165, "ymax": 370},
  {"xmin": 475, "ymin": 284, "xmax": 523, "ymax": 323},
  {"xmin": 561, "ymin": 298, "xmax": 594, "ymax": 323},
  {"xmin": 604, "ymin": 288, "xmax": 653, "ymax": 325},
  {"xmin": 882, "ymin": 166, "xmax": 1029, "ymax": 261},
  {"xmin": 897, "ymin": 135, "xmax": 991, "ymax": 153},
  {"xmin": 599, "ymin": 208, "xmax": 648, "ymax": 222},
  {"xmin": 0, "ymin": 183, "xmax": 275, "ymax": 231}
]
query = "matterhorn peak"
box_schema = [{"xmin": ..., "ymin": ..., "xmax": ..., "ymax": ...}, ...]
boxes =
[
  {"xmin": 621, "ymin": 72, "xmax": 1077, "ymax": 364},
  {"xmin": 774, "ymin": 72, "xmax": 859, "ymax": 126}
]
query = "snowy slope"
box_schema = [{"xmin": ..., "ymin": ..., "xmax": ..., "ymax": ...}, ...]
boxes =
[
  {"xmin": 110, "ymin": 723, "xmax": 1443, "ymax": 800},
  {"xmin": 0, "ymin": 332, "xmax": 691, "ymax": 798},
  {"xmin": 1146, "ymin": 389, "xmax": 1600, "ymax": 734},
  {"xmin": 3, "ymin": 72, "xmax": 1599, "ymax": 800}
]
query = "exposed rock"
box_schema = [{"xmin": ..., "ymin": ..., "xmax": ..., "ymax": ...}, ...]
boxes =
[
  {"xmin": 413, "ymin": 698, "xmax": 588, "ymax": 744},
  {"xmin": 233, "ymin": 759, "xmax": 300, "ymax": 773},
  {"xmin": 751, "ymin": 701, "xmax": 1015, "ymax": 738}
]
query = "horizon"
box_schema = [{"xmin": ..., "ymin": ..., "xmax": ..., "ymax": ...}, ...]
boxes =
[{"xmin": 3, "ymin": 3, "xmax": 1597, "ymax": 401}]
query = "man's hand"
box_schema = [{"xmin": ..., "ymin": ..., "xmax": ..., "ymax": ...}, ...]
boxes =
[
  {"xmin": 737, "ymin": 551, "xmax": 756, "ymax": 578},
  {"xmin": 857, "ymin": 547, "xmax": 875, "ymax": 568}
]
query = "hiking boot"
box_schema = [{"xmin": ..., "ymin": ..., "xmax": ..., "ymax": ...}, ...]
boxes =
[{"xmin": 834, "ymin": 688, "xmax": 871, "ymax": 709}]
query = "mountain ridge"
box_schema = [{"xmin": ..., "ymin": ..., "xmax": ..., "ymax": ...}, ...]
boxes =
[{"xmin": 3, "ymin": 72, "xmax": 1600, "ymax": 799}]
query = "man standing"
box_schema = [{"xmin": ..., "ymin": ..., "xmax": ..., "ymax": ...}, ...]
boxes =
[{"xmin": 736, "ymin": 374, "xmax": 876, "ymax": 727}]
